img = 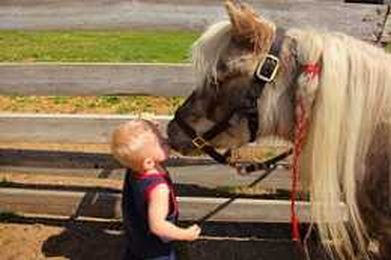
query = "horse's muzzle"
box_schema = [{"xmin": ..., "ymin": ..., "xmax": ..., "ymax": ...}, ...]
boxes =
[{"xmin": 166, "ymin": 120, "xmax": 195, "ymax": 154}]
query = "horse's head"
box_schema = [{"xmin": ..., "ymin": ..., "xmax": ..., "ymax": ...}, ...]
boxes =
[{"xmin": 167, "ymin": 0, "xmax": 300, "ymax": 155}]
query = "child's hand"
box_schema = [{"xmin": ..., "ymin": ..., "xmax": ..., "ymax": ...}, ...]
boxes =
[{"xmin": 184, "ymin": 224, "xmax": 201, "ymax": 241}]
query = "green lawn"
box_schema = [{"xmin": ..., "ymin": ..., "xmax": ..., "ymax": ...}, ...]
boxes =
[
  {"xmin": 0, "ymin": 30, "xmax": 198, "ymax": 114},
  {"xmin": 0, "ymin": 30, "xmax": 199, "ymax": 63}
]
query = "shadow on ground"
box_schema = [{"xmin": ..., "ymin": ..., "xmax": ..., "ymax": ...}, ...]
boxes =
[
  {"xmin": 37, "ymin": 219, "xmax": 329, "ymax": 260},
  {"xmin": 41, "ymin": 221, "xmax": 124, "ymax": 260}
]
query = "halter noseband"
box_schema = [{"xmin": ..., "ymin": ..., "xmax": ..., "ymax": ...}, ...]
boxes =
[{"xmin": 173, "ymin": 28, "xmax": 291, "ymax": 173}]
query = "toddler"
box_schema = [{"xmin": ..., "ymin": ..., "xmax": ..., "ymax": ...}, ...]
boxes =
[{"xmin": 111, "ymin": 119, "xmax": 201, "ymax": 260}]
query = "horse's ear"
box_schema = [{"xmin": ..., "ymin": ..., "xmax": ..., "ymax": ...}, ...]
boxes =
[{"xmin": 224, "ymin": 0, "xmax": 274, "ymax": 52}]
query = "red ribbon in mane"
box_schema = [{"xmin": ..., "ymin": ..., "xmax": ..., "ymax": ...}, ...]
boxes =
[
  {"xmin": 302, "ymin": 64, "xmax": 321, "ymax": 79},
  {"xmin": 291, "ymin": 63, "xmax": 320, "ymax": 242}
]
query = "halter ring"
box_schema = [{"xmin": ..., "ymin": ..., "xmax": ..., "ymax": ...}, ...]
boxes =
[{"xmin": 192, "ymin": 136, "xmax": 208, "ymax": 149}]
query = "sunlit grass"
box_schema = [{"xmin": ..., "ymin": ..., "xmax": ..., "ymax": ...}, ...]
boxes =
[
  {"xmin": 0, "ymin": 30, "xmax": 195, "ymax": 113},
  {"xmin": 0, "ymin": 30, "xmax": 199, "ymax": 63},
  {"xmin": 0, "ymin": 95, "xmax": 185, "ymax": 114}
]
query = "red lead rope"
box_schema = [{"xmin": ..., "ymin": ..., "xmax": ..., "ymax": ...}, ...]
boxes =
[
  {"xmin": 291, "ymin": 64, "xmax": 319, "ymax": 242},
  {"xmin": 291, "ymin": 98, "xmax": 307, "ymax": 241}
]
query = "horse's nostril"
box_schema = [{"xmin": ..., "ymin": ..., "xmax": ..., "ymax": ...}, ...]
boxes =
[
  {"xmin": 166, "ymin": 137, "xmax": 175, "ymax": 147},
  {"xmin": 166, "ymin": 120, "xmax": 196, "ymax": 154},
  {"xmin": 166, "ymin": 121, "xmax": 174, "ymax": 137}
]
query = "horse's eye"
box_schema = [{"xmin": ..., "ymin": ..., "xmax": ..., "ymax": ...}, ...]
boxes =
[{"xmin": 209, "ymin": 80, "xmax": 219, "ymax": 89}]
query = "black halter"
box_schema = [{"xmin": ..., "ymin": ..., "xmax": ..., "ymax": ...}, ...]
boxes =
[{"xmin": 173, "ymin": 28, "xmax": 292, "ymax": 173}]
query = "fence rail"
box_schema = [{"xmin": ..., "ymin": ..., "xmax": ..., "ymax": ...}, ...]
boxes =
[
  {"xmin": 0, "ymin": 113, "xmax": 170, "ymax": 143},
  {"xmin": 0, "ymin": 148, "xmax": 294, "ymax": 190},
  {"xmin": 0, "ymin": 187, "xmax": 345, "ymax": 223},
  {"xmin": 0, "ymin": 63, "xmax": 195, "ymax": 97}
]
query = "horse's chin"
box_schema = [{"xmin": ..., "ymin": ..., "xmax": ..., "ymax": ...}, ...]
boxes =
[
  {"xmin": 168, "ymin": 139, "xmax": 196, "ymax": 156},
  {"xmin": 170, "ymin": 147, "xmax": 203, "ymax": 157}
]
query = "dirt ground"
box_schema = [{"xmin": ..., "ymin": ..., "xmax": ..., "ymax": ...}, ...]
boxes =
[
  {"xmin": 0, "ymin": 172, "xmax": 284, "ymax": 260},
  {"xmin": 0, "ymin": 222, "xmax": 125, "ymax": 260},
  {"xmin": 0, "ymin": 143, "xmax": 292, "ymax": 259},
  {"xmin": 0, "ymin": 173, "xmax": 320, "ymax": 260},
  {"xmin": 0, "ymin": 221, "xmax": 323, "ymax": 260},
  {"xmin": 0, "ymin": 172, "xmax": 292, "ymax": 260},
  {"xmin": 0, "ymin": 169, "xmax": 124, "ymax": 260}
]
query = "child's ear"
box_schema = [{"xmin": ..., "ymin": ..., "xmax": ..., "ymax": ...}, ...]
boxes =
[{"xmin": 143, "ymin": 157, "xmax": 156, "ymax": 170}]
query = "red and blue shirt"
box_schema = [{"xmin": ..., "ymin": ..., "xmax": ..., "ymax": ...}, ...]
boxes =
[{"xmin": 122, "ymin": 169, "xmax": 179, "ymax": 259}]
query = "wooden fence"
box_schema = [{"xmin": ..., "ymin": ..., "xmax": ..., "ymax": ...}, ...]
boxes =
[
  {"xmin": 0, "ymin": 63, "xmax": 312, "ymax": 223},
  {"xmin": 0, "ymin": 62, "xmax": 346, "ymax": 225}
]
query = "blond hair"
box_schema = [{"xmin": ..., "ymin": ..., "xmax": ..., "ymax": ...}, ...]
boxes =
[{"xmin": 111, "ymin": 119, "xmax": 155, "ymax": 170}]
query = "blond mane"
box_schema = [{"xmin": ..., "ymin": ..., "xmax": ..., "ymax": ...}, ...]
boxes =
[
  {"xmin": 298, "ymin": 30, "xmax": 391, "ymax": 259},
  {"xmin": 191, "ymin": 21, "xmax": 232, "ymax": 86}
]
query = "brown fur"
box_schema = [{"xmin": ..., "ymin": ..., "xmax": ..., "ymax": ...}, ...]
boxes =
[{"xmin": 225, "ymin": 0, "xmax": 275, "ymax": 54}]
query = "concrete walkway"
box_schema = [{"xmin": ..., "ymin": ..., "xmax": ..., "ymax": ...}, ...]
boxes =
[{"xmin": 0, "ymin": 0, "xmax": 386, "ymax": 41}]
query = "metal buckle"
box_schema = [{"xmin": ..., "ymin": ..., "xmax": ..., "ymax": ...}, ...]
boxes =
[
  {"xmin": 192, "ymin": 136, "xmax": 208, "ymax": 149},
  {"xmin": 255, "ymin": 54, "xmax": 280, "ymax": 83}
]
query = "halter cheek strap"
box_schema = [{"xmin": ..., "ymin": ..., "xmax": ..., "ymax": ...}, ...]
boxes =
[{"xmin": 243, "ymin": 27, "xmax": 286, "ymax": 142}]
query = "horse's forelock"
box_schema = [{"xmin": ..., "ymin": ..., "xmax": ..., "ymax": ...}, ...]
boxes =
[{"xmin": 192, "ymin": 21, "xmax": 232, "ymax": 87}]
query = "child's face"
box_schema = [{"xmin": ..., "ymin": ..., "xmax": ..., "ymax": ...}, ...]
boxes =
[{"xmin": 143, "ymin": 123, "xmax": 170, "ymax": 163}]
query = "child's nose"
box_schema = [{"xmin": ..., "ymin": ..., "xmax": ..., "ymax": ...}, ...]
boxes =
[
  {"xmin": 161, "ymin": 138, "xmax": 170, "ymax": 147},
  {"xmin": 151, "ymin": 120, "xmax": 160, "ymax": 128}
]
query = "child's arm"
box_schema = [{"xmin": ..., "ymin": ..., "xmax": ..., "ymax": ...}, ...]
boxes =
[{"xmin": 148, "ymin": 184, "xmax": 201, "ymax": 241}]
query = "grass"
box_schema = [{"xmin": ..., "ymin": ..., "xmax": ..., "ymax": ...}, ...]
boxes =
[
  {"xmin": 0, "ymin": 30, "xmax": 196, "ymax": 113},
  {"xmin": 0, "ymin": 95, "xmax": 184, "ymax": 114},
  {"xmin": 0, "ymin": 30, "xmax": 199, "ymax": 63},
  {"xmin": 386, "ymin": 43, "xmax": 391, "ymax": 53}
]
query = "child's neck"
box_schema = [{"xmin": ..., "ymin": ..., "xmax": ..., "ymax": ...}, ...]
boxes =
[{"xmin": 142, "ymin": 164, "xmax": 166, "ymax": 175}]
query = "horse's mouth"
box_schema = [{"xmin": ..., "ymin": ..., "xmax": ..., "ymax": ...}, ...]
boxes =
[
  {"xmin": 167, "ymin": 120, "xmax": 205, "ymax": 156},
  {"xmin": 167, "ymin": 139, "xmax": 196, "ymax": 155}
]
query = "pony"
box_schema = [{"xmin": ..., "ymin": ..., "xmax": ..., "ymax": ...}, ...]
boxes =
[{"xmin": 167, "ymin": 0, "xmax": 391, "ymax": 259}]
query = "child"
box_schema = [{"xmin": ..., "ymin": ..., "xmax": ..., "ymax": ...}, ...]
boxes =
[{"xmin": 111, "ymin": 119, "xmax": 201, "ymax": 260}]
